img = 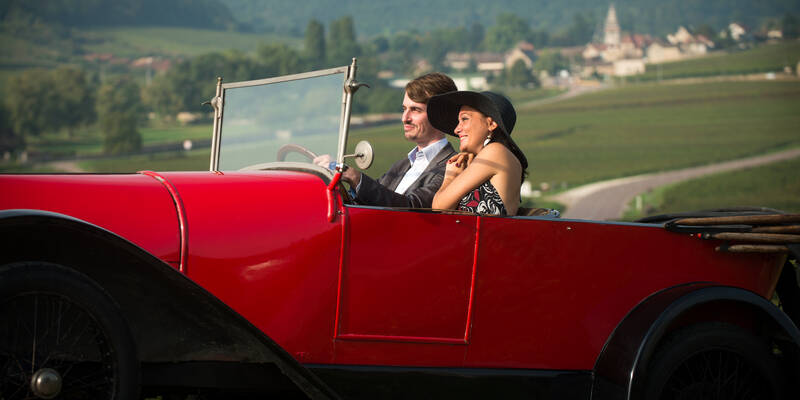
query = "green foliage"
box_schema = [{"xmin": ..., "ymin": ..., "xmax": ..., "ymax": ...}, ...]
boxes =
[
  {"xmin": 484, "ymin": 13, "xmax": 530, "ymax": 52},
  {"xmin": 304, "ymin": 20, "xmax": 326, "ymax": 69},
  {"xmin": 50, "ymin": 67, "xmax": 96, "ymax": 137},
  {"xmin": 5, "ymin": 69, "xmax": 53, "ymax": 138},
  {"xmin": 0, "ymin": 104, "xmax": 24, "ymax": 154},
  {"xmin": 97, "ymin": 77, "xmax": 143, "ymax": 154},
  {"xmin": 257, "ymin": 43, "xmax": 303, "ymax": 76},
  {"xmin": 79, "ymin": 27, "xmax": 296, "ymax": 58},
  {"xmin": 219, "ymin": 0, "xmax": 800, "ymax": 37},
  {"xmin": 4, "ymin": 66, "xmax": 94, "ymax": 144},
  {"xmin": 5, "ymin": 0, "xmax": 236, "ymax": 30},
  {"xmin": 499, "ymin": 60, "xmax": 539, "ymax": 88},
  {"xmin": 630, "ymin": 156, "xmax": 800, "ymax": 218},
  {"xmin": 550, "ymin": 12, "xmax": 596, "ymax": 46},
  {"xmin": 328, "ymin": 16, "xmax": 360, "ymax": 64},
  {"xmin": 534, "ymin": 51, "xmax": 570, "ymax": 76},
  {"xmin": 142, "ymin": 75, "xmax": 184, "ymax": 117},
  {"xmin": 639, "ymin": 41, "xmax": 800, "ymax": 81},
  {"xmin": 80, "ymin": 150, "xmax": 210, "ymax": 173},
  {"xmin": 519, "ymin": 81, "xmax": 800, "ymax": 187},
  {"xmin": 784, "ymin": 13, "xmax": 799, "ymax": 39}
]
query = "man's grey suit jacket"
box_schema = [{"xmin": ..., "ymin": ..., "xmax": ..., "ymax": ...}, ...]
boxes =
[{"xmin": 355, "ymin": 142, "xmax": 457, "ymax": 208}]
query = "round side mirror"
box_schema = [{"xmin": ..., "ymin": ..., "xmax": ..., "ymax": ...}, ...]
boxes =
[{"xmin": 350, "ymin": 140, "xmax": 374, "ymax": 170}]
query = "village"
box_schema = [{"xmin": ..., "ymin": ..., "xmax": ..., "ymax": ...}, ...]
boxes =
[{"xmin": 424, "ymin": 4, "xmax": 795, "ymax": 90}]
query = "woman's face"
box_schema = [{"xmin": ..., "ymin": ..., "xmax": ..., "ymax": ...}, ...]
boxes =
[{"xmin": 454, "ymin": 105, "xmax": 497, "ymax": 153}]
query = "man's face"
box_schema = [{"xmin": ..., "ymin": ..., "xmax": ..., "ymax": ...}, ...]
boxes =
[{"xmin": 402, "ymin": 92, "xmax": 441, "ymax": 147}]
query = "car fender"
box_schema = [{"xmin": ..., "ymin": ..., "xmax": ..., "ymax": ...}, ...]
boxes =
[
  {"xmin": 591, "ymin": 282, "xmax": 800, "ymax": 400},
  {"xmin": 0, "ymin": 209, "xmax": 339, "ymax": 399}
]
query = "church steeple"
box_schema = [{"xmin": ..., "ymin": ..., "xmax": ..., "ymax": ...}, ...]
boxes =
[{"xmin": 604, "ymin": 4, "xmax": 620, "ymax": 46}]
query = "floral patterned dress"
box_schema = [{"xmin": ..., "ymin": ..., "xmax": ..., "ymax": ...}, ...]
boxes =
[{"xmin": 457, "ymin": 180, "xmax": 507, "ymax": 215}]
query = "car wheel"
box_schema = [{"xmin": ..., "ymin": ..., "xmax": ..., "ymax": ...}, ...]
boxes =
[
  {"xmin": 0, "ymin": 262, "xmax": 140, "ymax": 400},
  {"xmin": 644, "ymin": 322, "xmax": 784, "ymax": 400}
]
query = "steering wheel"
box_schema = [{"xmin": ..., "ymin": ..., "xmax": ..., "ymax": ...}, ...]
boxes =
[{"xmin": 276, "ymin": 144, "xmax": 319, "ymax": 162}]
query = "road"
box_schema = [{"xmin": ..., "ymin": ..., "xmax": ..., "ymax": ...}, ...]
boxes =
[{"xmin": 550, "ymin": 148, "xmax": 800, "ymax": 221}]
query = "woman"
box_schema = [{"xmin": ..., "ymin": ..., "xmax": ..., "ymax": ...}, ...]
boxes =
[{"xmin": 429, "ymin": 91, "xmax": 527, "ymax": 216}]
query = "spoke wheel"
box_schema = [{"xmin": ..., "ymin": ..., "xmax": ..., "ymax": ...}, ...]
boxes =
[
  {"xmin": 0, "ymin": 263, "xmax": 139, "ymax": 400},
  {"xmin": 645, "ymin": 323, "xmax": 783, "ymax": 400}
]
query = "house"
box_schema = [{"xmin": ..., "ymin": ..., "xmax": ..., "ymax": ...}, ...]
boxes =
[
  {"xmin": 444, "ymin": 42, "xmax": 537, "ymax": 75},
  {"xmin": 729, "ymin": 22, "xmax": 749, "ymax": 41},
  {"xmin": 614, "ymin": 59, "xmax": 645, "ymax": 76},
  {"xmin": 647, "ymin": 41, "xmax": 683, "ymax": 63},
  {"xmin": 505, "ymin": 42, "xmax": 537, "ymax": 69},
  {"xmin": 667, "ymin": 26, "xmax": 694, "ymax": 45}
]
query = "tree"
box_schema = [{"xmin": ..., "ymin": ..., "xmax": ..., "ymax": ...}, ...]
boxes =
[
  {"xmin": 566, "ymin": 12, "xmax": 594, "ymax": 45},
  {"xmin": 141, "ymin": 74, "xmax": 184, "ymax": 118},
  {"xmin": 0, "ymin": 104, "xmax": 24, "ymax": 154},
  {"xmin": 484, "ymin": 13, "xmax": 530, "ymax": 52},
  {"xmin": 783, "ymin": 13, "xmax": 799, "ymax": 39},
  {"xmin": 5, "ymin": 69, "xmax": 53, "ymax": 138},
  {"xmin": 467, "ymin": 22, "xmax": 485, "ymax": 51},
  {"xmin": 304, "ymin": 19, "xmax": 326, "ymax": 69},
  {"xmin": 257, "ymin": 43, "xmax": 303, "ymax": 76},
  {"xmin": 328, "ymin": 16, "xmax": 360, "ymax": 64},
  {"xmin": 97, "ymin": 77, "xmax": 143, "ymax": 155},
  {"xmin": 50, "ymin": 67, "xmax": 96, "ymax": 138},
  {"xmin": 506, "ymin": 60, "xmax": 538, "ymax": 88},
  {"xmin": 693, "ymin": 24, "xmax": 716, "ymax": 40},
  {"xmin": 534, "ymin": 51, "xmax": 569, "ymax": 76}
]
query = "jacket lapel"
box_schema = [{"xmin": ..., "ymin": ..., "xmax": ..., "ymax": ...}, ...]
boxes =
[{"xmin": 386, "ymin": 158, "xmax": 412, "ymax": 191}]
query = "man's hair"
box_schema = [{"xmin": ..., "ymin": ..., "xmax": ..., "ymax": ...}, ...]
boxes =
[{"xmin": 405, "ymin": 72, "xmax": 457, "ymax": 104}]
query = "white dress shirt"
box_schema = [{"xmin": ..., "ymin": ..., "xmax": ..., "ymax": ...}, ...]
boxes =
[{"xmin": 393, "ymin": 138, "xmax": 449, "ymax": 195}]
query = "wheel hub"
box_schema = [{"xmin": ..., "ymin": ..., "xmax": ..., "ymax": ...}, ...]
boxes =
[{"xmin": 30, "ymin": 367, "xmax": 62, "ymax": 399}]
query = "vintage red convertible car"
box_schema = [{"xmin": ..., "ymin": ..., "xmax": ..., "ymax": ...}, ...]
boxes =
[{"xmin": 2, "ymin": 61, "xmax": 800, "ymax": 400}]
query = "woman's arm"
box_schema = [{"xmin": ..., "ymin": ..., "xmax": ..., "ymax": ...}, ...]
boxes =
[{"xmin": 432, "ymin": 144, "xmax": 504, "ymax": 210}]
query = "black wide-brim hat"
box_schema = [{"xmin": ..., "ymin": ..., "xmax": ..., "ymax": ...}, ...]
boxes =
[{"xmin": 427, "ymin": 91, "xmax": 527, "ymax": 170}]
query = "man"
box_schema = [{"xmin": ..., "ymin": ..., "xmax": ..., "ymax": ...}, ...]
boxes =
[{"xmin": 340, "ymin": 72, "xmax": 458, "ymax": 208}]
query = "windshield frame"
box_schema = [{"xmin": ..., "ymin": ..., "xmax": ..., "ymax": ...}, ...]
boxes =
[{"xmin": 208, "ymin": 64, "xmax": 352, "ymax": 172}]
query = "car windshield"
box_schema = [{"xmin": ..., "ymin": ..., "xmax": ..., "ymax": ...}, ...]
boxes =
[{"xmin": 216, "ymin": 69, "xmax": 347, "ymax": 171}]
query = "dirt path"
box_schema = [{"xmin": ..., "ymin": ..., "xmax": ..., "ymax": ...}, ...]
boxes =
[{"xmin": 550, "ymin": 148, "xmax": 800, "ymax": 221}]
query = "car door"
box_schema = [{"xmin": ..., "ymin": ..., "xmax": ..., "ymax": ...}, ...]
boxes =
[{"xmin": 333, "ymin": 205, "xmax": 478, "ymax": 364}]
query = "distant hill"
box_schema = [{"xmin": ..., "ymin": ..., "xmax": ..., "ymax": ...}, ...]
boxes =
[
  {"xmin": 219, "ymin": 0, "xmax": 800, "ymax": 37},
  {"xmin": 3, "ymin": 0, "xmax": 798, "ymax": 40},
  {"xmin": 1, "ymin": 0, "xmax": 237, "ymax": 30}
]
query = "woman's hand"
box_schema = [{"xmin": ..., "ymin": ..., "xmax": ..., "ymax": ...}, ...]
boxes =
[{"xmin": 445, "ymin": 152, "xmax": 475, "ymax": 179}]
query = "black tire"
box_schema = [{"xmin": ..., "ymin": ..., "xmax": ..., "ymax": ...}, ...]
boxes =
[
  {"xmin": 644, "ymin": 322, "xmax": 784, "ymax": 400},
  {"xmin": 0, "ymin": 262, "xmax": 140, "ymax": 400}
]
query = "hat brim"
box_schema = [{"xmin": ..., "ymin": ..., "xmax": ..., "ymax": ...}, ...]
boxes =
[
  {"xmin": 427, "ymin": 91, "xmax": 527, "ymax": 170},
  {"xmin": 427, "ymin": 91, "xmax": 511, "ymax": 138}
]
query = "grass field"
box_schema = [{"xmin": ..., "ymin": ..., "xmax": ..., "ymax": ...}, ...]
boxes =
[
  {"xmin": 517, "ymin": 80, "xmax": 800, "ymax": 189},
  {"xmin": 347, "ymin": 80, "xmax": 800, "ymax": 204},
  {"xmin": 637, "ymin": 41, "xmax": 800, "ymax": 82},
  {"xmin": 80, "ymin": 27, "xmax": 299, "ymax": 58},
  {"xmin": 22, "ymin": 124, "xmax": 212, "ymax": 157},
  {"xmin": 622, "ymin": 156, "xmax": 800, "ymax": 220},
  {"xmin": 5, "ymin": 79, "xmax": 799, "ymax": 210},
  {"xmin": 0, "ymin": 27, "xmax": 299, "ymax": 94}
]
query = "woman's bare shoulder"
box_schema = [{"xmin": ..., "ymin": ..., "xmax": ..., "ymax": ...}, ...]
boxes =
[{"xmin": 477, "ymin": 142, "xmax": 517, "ymax": 164}]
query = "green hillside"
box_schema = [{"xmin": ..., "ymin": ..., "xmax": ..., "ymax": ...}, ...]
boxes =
[
  {"xmin": 219, "ymin": 0, "xmax": 800, "ymax": 37},
  {"xmin": 80, "ymin": 27, "xmax": 298, "ymax": 58},
  {"xmin": 640, "ymin": 41, "xmax": 800, "ymax": 81},
  {"xmin": 623, "ymin": 157, "xmax": 800, "ymax": 218}
]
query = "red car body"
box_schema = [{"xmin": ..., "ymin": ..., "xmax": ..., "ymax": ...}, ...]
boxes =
[{"xmin": 2, "ymin": 64, "xmax": 799, "ymax": 399}]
